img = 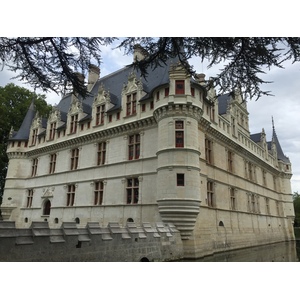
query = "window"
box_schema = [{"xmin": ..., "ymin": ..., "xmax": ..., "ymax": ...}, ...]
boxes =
[
  {"xmin": 230, "ymin": 188, "xmax": 236, "ymax": 210},
  {"xmin": 70, "ymin": 114, "xmax": 78, "ymax": 134},
  {"xmin": 94, "ymin": 181, "xmax": 104, "ymax": 205},
  {"xmin": 49, "ymin": 122, "xmax": 56, "ymax": 140},
  {"xmin": 191, "ymin": 87, "xmax": 195, "ymax": 96},
  {"xmin": 175, "ymin": 121, "xmax": 184, "ymax": 148},
  {"xmin": 205, "ymin": 138, "xmax": 213, "ymax": 164},
  {"xmin": 210, "ymin": 106, "xmax": 215, "ymax": 122},
  {"xmin": 265, "ymin": 197, "xmax": 270, "ymax": 215},
  {"xmin": 49, "ymin": 153, "xmax": 57, "ymax": 174},
  {"xmin": 141, "ymin": 103, "xmax": 146, "ymax": 112},
  {"xmin": 43, "ymin": 200, "xmax": 51, "ymax": 215},
  {"xmin": 177, "ymin": 174, "xmax": 185, "ymax": 186},
  {"xmin": 31, "ymin": 158, "xmax": 38, "ymax": 177},
  {"xmin": 165, "ymin": 87, "xmax": 169, "ymax": 97},
  {"xmin": 207, "ymin": 181, "xmax": 214, "ymax": 207},
  {"xmin": 67, "ymin": 184, "xmax": 76, "ymax": 206},
  {"xmin": 71, "ymin": 148, "xmax": 79, "ymax": 170},
  {"xmin": 127, "ymin": 177, "xmax": 139, "ymax": 204},
  {"xmin": 97, "ymin": 142, "xmax": 106, "ymax": 165},
  {"xmin": 128, "ymin": 134, "xmax": 140, "ymax": 160},
  {"xmin": 126, "ymin": 93, "xmax": 137, "ymax": 116},
  {"xmin": 156, "ymin": 91, "xmax": 160, "ymax": 100},
  {"xmin": 175, "ymin": 80, "xmax": 185, "ymax": 94},
  {"xmin": 116, "ymin": 112, "xmax": 120, "ymax": 120},
  {"xmin": 248, "ymin": 162, "xmax": 253, "ymax": 181},
  {"xmin": 27, "ymin": 189, "xmax": 33, "ymax": 208},
  {"xmin": 227, "ymin": 150, "xmax": 234, "ymax": 173},
  {"xmin": 276, "ymin": 201, "xmax": 281, "ymax": 216},
  {"xmin": 251, "ymin": 194, "xmax": 256, "ymax": 213},
  {"xmin": 273, "ymin": 175, "xmax": 277, "ymax": 191},
  {"xmin": 150, "ymin": 101, "xmax": 154, "ymax": 109},
  {"xmin": 31, "ymin": 129, "xmax": 38, "ymax": 146},
  {"xmin": 262, "ymin": 170, "xmax": 267, "ymax": 186},
  {"xmin": 96, "ymin": 104, "xmax": 105, "ymax": 125},
  {"xmin": 108, "ymin": 115, "xmax": 112, "ymax": 122}
]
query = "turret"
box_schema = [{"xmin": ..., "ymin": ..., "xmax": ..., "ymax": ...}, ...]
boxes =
[{"xmin": 154, "ymin": 61, "xmax": 203, "ymax": 240}]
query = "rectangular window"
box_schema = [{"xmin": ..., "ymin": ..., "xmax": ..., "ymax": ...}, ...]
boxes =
[
  {"xmin": 97, "ymin": 142, "xmax": 106, "ymax": 165},
  {"xmin": 126, "ymin": 93, "xmax": 137, "ymax": 116},
  {"xmin": 227, "ymin": 150, "xmax": 234, "ymax": 173},
  {"xmin": 175, "ymin": 121, "xmax": 184, "ymax": 148},
  {"xmin": 94, "ymin": 181, "xmax": 104, "ymax": 205},
  {"xmin": 156, "ymin": 91, "xmax": 160, "ymax": 100},
  {"xmin": 262, "ymin": 169, "xmax": 267, "ymax": 186},
  {"xmin": 31, "ymin": 158, "xmax": 38, "ymax": 177},
  {"xmin": 96, "ymin": 105, "xmax": 105, "ymax": 125},
  {"xmin": 150, "ymin": 101, "xmax": 154, "ymax": 109},
  {"xmin": 49, "ymin": 122, "xmax": 56, "ymax": 140},
  {"xmin": 128, "ymin": 134, "xmax": 140, "ymax": 160},
  {"xmin": 31, "ymin": 129, "xmax": 38, "ymax": 146},
  {"xmin": 70, "ymin": 114, "xmax": 78, "ymax": 134},
  {"xmin": 230, "ymin": 188, "xmax": 236, "ymax": 210},
  {"xmin": 67, "ymin": 184, "xmax": 76, "ymax": 206},
  {"xmin": 49, "ymin": 153, "xmax": 57, "ymax": 174},
  {"xmin": 108, "ymin": 115, "xmax": 112, "ymax": 122},
  {"xmin": 273, "ymin": 175, "xmax": 277, "ymax": 191},
  {"xmin": 251, "ymin": 194, "xmax": 256, "ymax": 213},
  {"xmin": 191, "ymin": 87, "xmax": 195, "ymax": 97},
  {"xmin": 177, "ymin": 174, "xmax": 185, "ymax": 186},
  {"xmin": 165, "ymin": 87, "xmax": 169, "ymax": 97},
  {"xmin": 27, "ymin": 189, "xmax": 33, "ymax": 208},
  {"xmin": 116, "ymin": 112, "xmax": 120, "ymax": 120},
  {"xmin": 265, "ymin": 197, "xmax": 270, "ymax": 215},
  {"xmin": 207, "ymin": 181, "xmax": 214, "ymax": 207},
  {"xmin": 71, "ymin": 148, "xmax": 79, "ymax": 170},
  {"xmin": 175, "ymin": 80, "xmax": 185, "ymax": 94},
  {"xmin": 127, "ymin": 177, "xmax": 139, "ymax": 204},
  {"xmin": 276, "ymin": 201, "xmax": 280, "ymax": 216},
  {"xmin": 205, "ymin": 138, "xmax": 213, "ymax": 164},
  {"xmin": 141, "ymin": 103, "xmax": 146, "ymax": 112}
]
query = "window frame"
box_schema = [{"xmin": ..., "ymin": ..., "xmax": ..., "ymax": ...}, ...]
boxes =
[
  {"xmin": 175, "ymin": 80, "xmax": 185, "ymax": 94},
  {"xmin": 126, "ymin": 177, "xmax": 139, "ymax": 204},
  {"xmin": 94, "ymin": 181, "xmax": 104, "ymax": 205},
  {"xmin": 175, "ymin": 120, "xmax": 184, "ymax": 148},
  {"xmin": 70, "ymin": 148, "xmax": 79, "ymax": 170},
  {"xmin": 97, "ymin": 142, "xmax": 106, "ymax": 166},
  {"xmin": 66, "ymin": 184, "xmax": 76, "ymax": 206},
  {"xmin": 128, "ymin": 134, "xmax": 140, "ymax": 160}
]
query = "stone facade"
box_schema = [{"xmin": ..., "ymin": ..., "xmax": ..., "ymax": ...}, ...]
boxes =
[{"xmin": 1, "ymin": 49, "xmax": 295, "ymax": 260}]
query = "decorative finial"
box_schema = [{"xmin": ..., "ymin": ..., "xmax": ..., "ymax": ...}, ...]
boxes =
[{"xmin": 272, "ymin": 116, "xmax": 275, "ymax": 130}]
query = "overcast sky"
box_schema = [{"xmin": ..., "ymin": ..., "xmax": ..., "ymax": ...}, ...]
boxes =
[{"xmin": 1, "ymin": 41, "xmax": 300, "ymax": 193}]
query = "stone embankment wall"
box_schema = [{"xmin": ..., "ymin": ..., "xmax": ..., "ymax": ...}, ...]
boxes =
[{"xmin": 0, "ymin": 221, "xmax": 184, "ymax": 262}]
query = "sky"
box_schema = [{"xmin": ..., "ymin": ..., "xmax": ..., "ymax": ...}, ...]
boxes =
[
  {"xmin": 1, "ymin": 0, "xmax": 299, "ymax": 294},
  {"xmin": 1, "ymin": 40, "xmax": 300, "ymax": 194}
]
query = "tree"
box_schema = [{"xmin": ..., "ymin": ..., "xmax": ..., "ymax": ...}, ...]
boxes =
[
  {"xmin": 0, "ymin": 83, "xmax": 52, "ymax": 208},
  {"xmin": 1, "ymin": 37, "xmax": 300, "ymax": 100},
  {"xmin": 293, "ymin": 192, "xmax": 300, "ymax": 227}
]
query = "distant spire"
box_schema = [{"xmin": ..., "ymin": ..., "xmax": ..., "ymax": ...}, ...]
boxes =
[{"xmin": 272, "ymin": 116, "xmax": 275, "ymax": 131}]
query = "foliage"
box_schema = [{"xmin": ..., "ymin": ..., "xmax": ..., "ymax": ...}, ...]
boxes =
[
  {"xmin": 0, "ymin": 37, "xmax": 115, "ymax": 98},
  {"xmin": 0, "ymin": 83, "xmax": 52, "ymax": 205},
  {"xmin": 293, "ymin": 192, "xmax": 300, "ymax": 227},
  {"xmin": 1, "ymin": 37, "xmax": 300, "ymax": 100}
]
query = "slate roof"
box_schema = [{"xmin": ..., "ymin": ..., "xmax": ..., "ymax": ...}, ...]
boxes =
[
  {"xmin": 272, "ymin": 127, "xmax": 290, "ymax": 163},
  {"xmin": 10, "ymin": 101, "xmax": 35, "ymax": 141},
  {"xmin": 250, "ymin": 133, "xmax": 261, "ymax": 143},
  {"xmin": 218, "ymin": 93, "xmax": 230, "ymax": 115}
]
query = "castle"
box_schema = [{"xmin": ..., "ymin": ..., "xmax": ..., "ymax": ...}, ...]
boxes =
[{"xmin": 1, "ymin": 46, "xmax": 295, "ymax": 259}]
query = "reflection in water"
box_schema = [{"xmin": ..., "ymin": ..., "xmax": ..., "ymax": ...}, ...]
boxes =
[{"xmin": 183, "ymin": 241, "xmax": 300, "ymax": 262}]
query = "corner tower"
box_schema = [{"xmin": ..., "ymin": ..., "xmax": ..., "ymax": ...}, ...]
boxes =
[{"xmin": 154, "ymin": 62, "xmax": 203, "ymax": 239}]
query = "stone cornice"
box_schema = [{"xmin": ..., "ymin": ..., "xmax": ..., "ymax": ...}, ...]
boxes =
[
  {"xmin": 153, "ymin": 103, "xmax": 203, "ymax": 123},
  {"xmin": 26, "ymin": 116, "xmax": 157, "ymax": 157}
]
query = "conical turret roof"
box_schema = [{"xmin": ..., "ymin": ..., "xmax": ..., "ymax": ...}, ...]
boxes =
[{"xmin": 9, "ymin": 101, "xmax": 35, "ymax": 141}]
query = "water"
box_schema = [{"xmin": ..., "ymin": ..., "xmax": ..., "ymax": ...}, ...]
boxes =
[{"xmin": 181, "ymin": 241, "xmax": 300, "ymax": 262}]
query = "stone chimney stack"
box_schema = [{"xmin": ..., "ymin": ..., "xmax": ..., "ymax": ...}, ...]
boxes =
[
  {"xmin": 133, "ymin": 44, "xmax": 148, "ymax": 62},
  {"xmin": 87, "ymin": 64, "xmax": 100, "ymax": 92},
  {"xmin": 196, "ymin": 73, "xmax": 206, "ymax": 86}
]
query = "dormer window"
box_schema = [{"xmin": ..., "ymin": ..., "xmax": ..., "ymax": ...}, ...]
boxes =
[
  {"xmin": 31, "ymin": 129, "xmax": 38, "ymax": 146},
  {"xmin": 126, "ymin": 93, "xmax": 137, "ymax": 116},
  {"xmin": 70, "ymin": 114, "xmax": 78, "ymax": 134},
  {"xmin": 96, "ymin": 104, "xmax": 105, "ymax": 125},
  {"xmin": 175, "ymin": 80, "xmax": 185, "ymax": 94},
  {"xmin": 49, "ymin": 122, "xmax": 56, "ymax": 140}
]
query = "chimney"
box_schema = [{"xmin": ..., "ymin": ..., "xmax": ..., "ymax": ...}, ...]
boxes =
[
  {"xmin": 196, "ymin": 73, "xmax": 206, "ymax": 86},
  {"xmin": 133, "ymin": 44, "xmax": 148, "ymax": 62},
  {"xmin": 87, "ymin": 64, "xmax": 100, "ymax": 92}
]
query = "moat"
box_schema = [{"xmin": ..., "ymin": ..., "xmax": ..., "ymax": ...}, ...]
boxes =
[{"xmin": 180, "ymin": 241, "xmax": 300, "ymax": 262}]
